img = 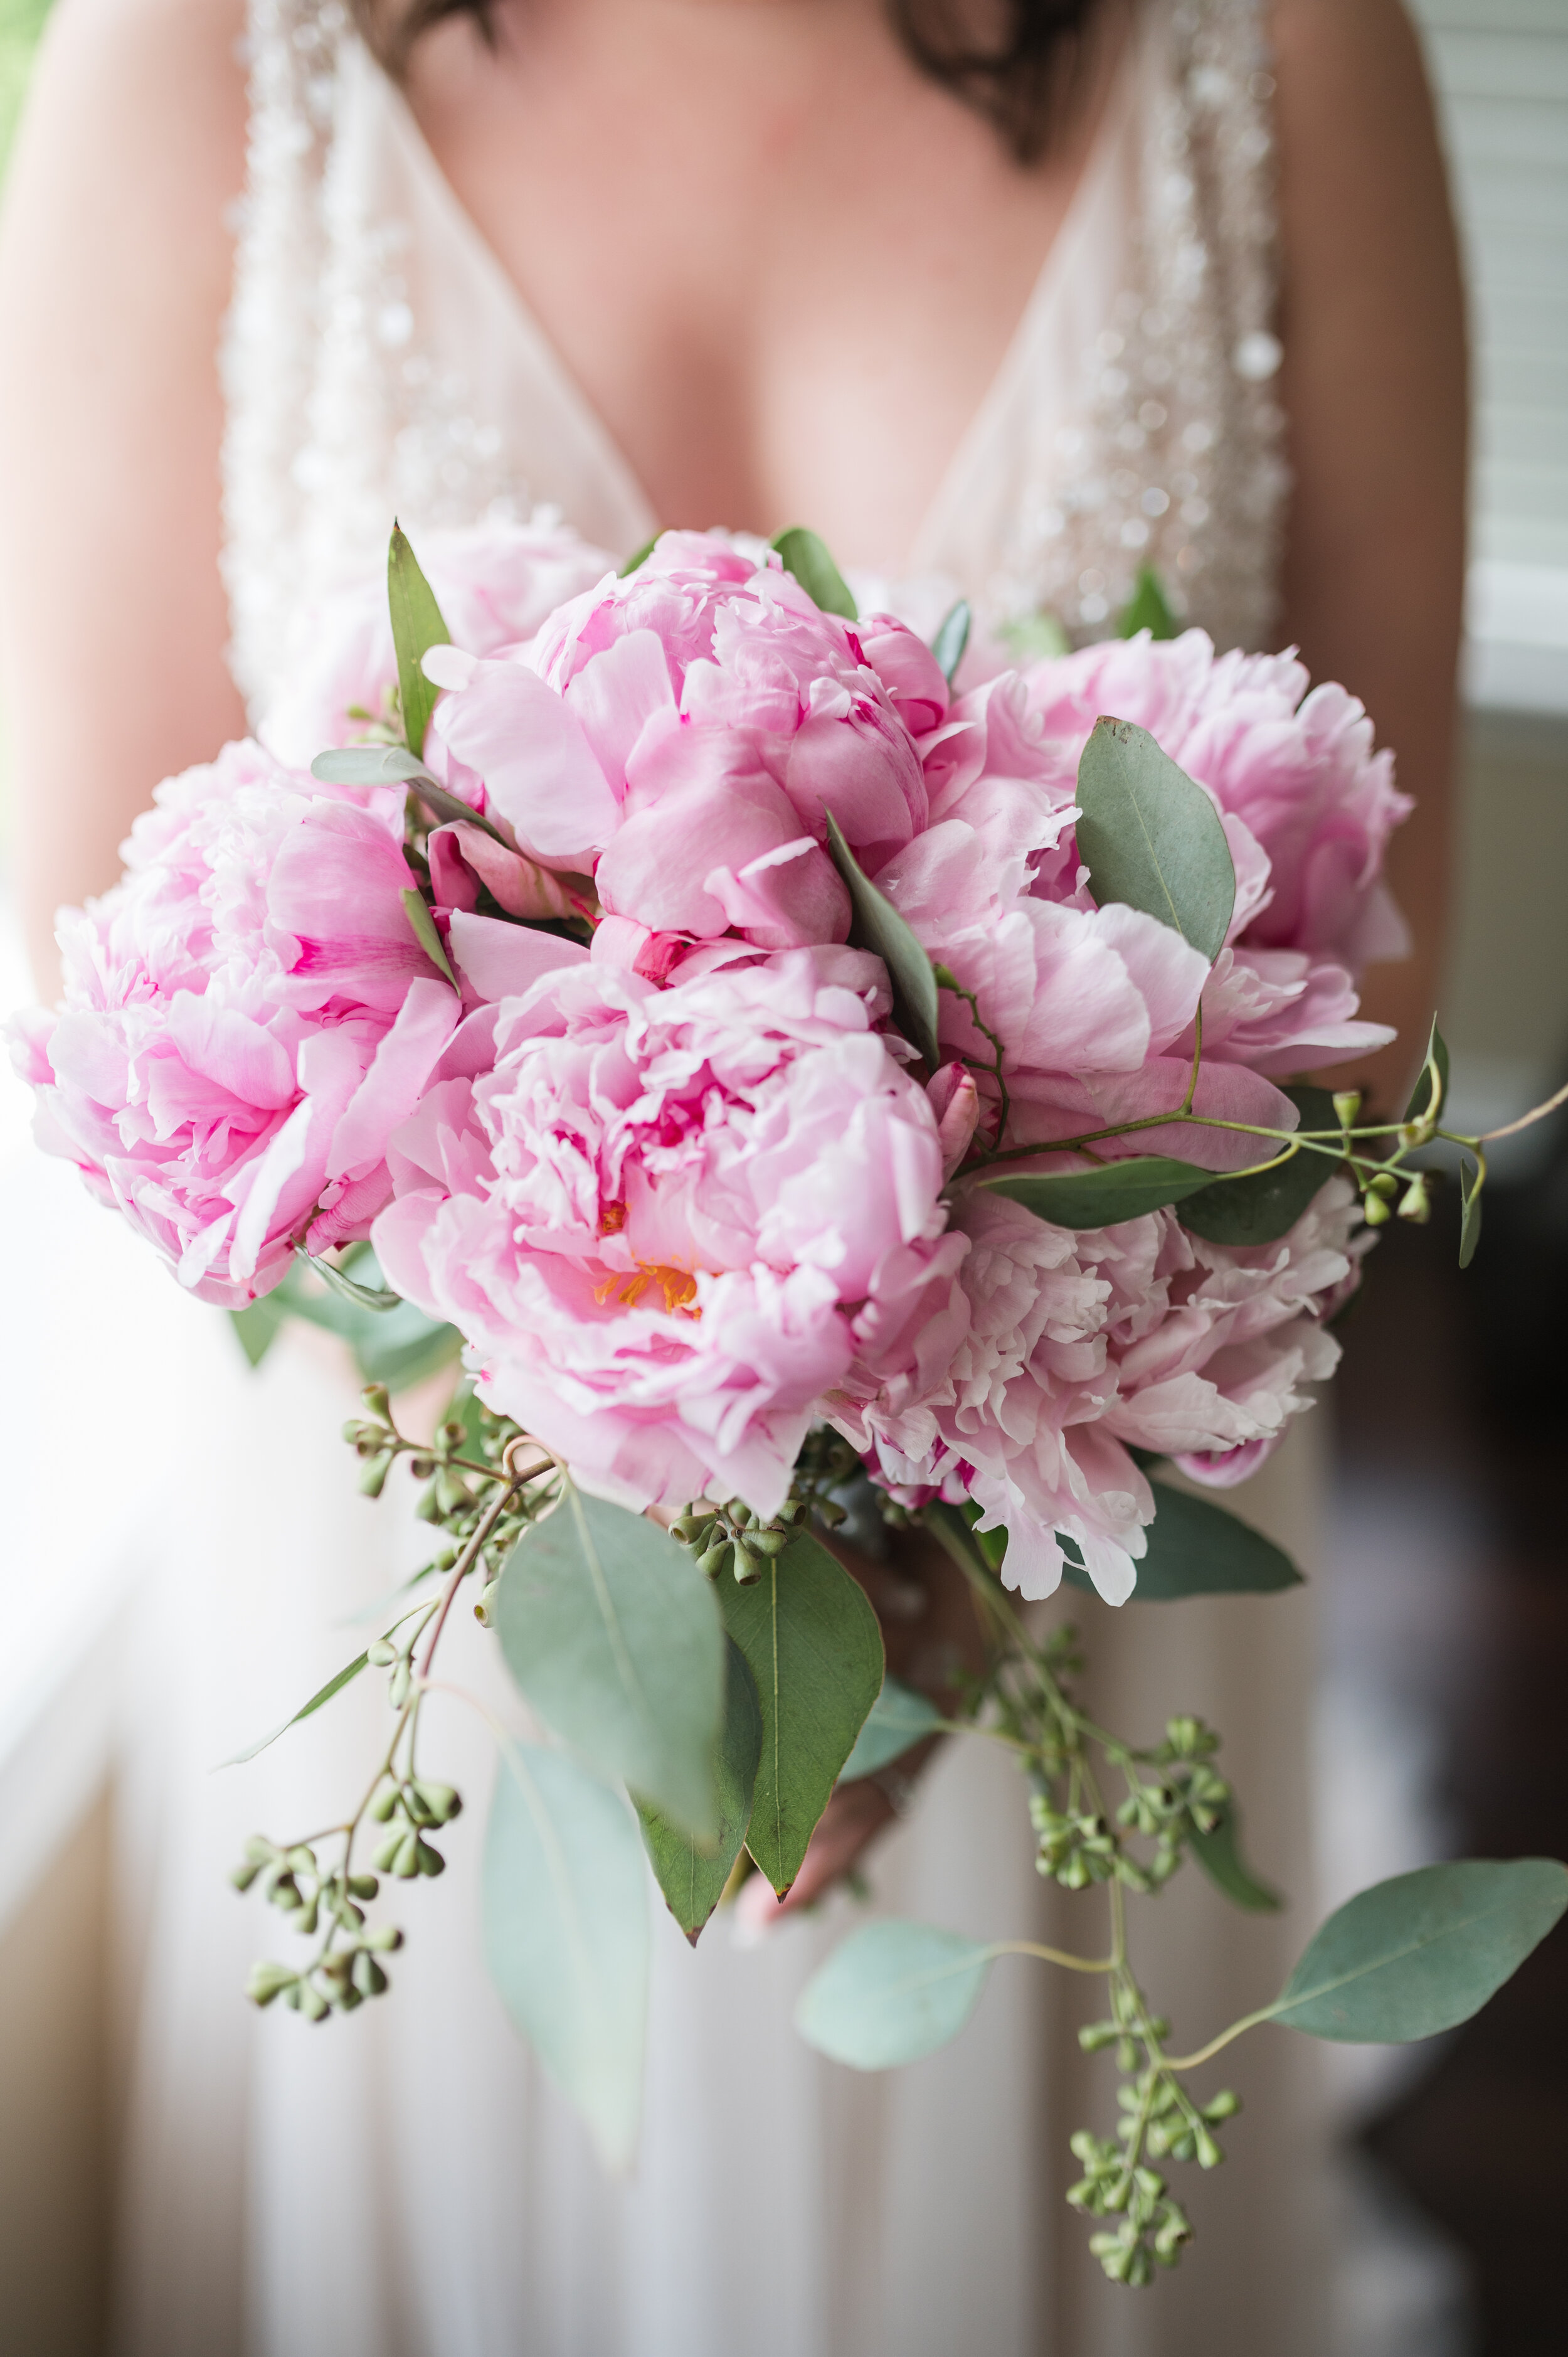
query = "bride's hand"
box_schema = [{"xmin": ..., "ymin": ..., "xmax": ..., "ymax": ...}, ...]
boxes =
[{"xmin": 734, "ymin": 1519, "xmax": 990, "ymax": 1935}]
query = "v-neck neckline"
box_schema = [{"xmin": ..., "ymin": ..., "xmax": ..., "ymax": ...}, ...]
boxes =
[{"xmin": 371, "ymin": 15, "xmax": 1143, "ymax": 574}]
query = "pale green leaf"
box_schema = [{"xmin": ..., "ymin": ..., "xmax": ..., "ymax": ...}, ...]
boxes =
[
  {"xmin": 1189, "ymin": 1806, "xmax": 1283, "ymax": 1913},
  {"xmin": 719, "ymin": 1530, "xmax": 884, "ymax": 1898},
  {"xmin": 1076, "ymin": 716, "xmax": 1236, "ymax": 961},
  {"xmin": 1062, "ymin": 1482, "xmax": 1301, "ymax": 1600},
  {"xmin": 1459, "ymin": 1152, "xmax": 1483, "ymax": 1269},
  {"xmin": 399, "ymin": 888, "xmax": 459, "ymax": 991},
  {"xmin": 824, "ymin": 812, "xmax": 941, "ymax": 1069},
  {"xmin": 1404, "ymin": 1016, "xmax": 1451, "ymax": 1127},
  {"xmin": 635, "ymin": 1639, "xmax": 761, "ymax": 1944},
  {"xmin": 311, "ymin": 745, "xmax": 434, "ymax": 787},
  {"xmin": 796, "ymin": 1920, "xmax": 992, "ymax": 2068},
  {"xmin": 219, "ymin": 1651, "xmax": 369, "ymax": 1767},
  {"xmin": 483, "ymin": 1743, "xmax": 649, "ymax": 2169},
  {"xmin": 1271, "ymin": 1858, "xmax": 1568, "ymax": 2043},
  {"xmin": 839, "ymin": 1676, "xmax": 943, "ymax": 1780},
  {"xmin": 304, "ymin": 1252, "xmax": 402, "ymax": 1312},
  {"xmin": 1115, "ymin": 565, "xmax": 1179, "ymax": 642},
  {"xmin": 1179, "ymin": 1088, "xmax": 1343, "ymax": 1247},
  {"xmin": 770, "ymin": 526, "xmax": 857, "ymax": 620},
  {"xmin": 388, "ymin": 524, "xmax": 452, "ymax": 759},
  {"xmin": 931, "ymin": 599, "xmax": 972, "ymax": 686},
  {"xmin": 495, "ymin": 1488, "xmax": 725, "ymax": 1843},
  {"xmin": 981, "ymin": 1156, "xmax": 1217, "ymax": 1229}
]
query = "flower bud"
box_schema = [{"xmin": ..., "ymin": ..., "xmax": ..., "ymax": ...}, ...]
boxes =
[
  {"xmin": 1398, "ymin": 1173, "xmax": 1431, "ymax": 1225},
  {"xmin": 1332, "ymin": 1091, "xmax": 1361, "ymax": 1131},
  {"xmin": 361, "ymin": 1385, "xmax": 391, "ymax": 1421},
  {"xmin": 1362, "ymin": 1191, "xmax": 1391, "ymax": 1226},
  {"xmin": 1369, "ymin": 1169, "xmax": 1399, "ymax": 1199},
  {"xmin": 359, "ymin": 1452, "xmax": 393, "ymax": 1498},
  {"xmin": 1202, "ymin": 2088, "xmax": 1241, "ymax": 2121},
  {"xmin": 1193, "ymin": 2125, "xmax": 1223, "ymax": 2169}
]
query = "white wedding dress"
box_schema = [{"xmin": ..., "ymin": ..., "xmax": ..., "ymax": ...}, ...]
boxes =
[{"xmin": 103, "ymin": 4, "xmax": 1334, "ymax": 2351}]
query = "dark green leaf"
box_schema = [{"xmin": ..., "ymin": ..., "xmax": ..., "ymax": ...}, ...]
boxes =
[
  {"xmin": 1115, "ymin": 565, "xmax": 1179, "ymax": 641},
  {"xmin": 1076, "ymin": 716, "xmax": 1236, "ymax": 962},
  {"xmin": 1189, "ymin": 1806, "xmax": 1283, "ymax": 1913},
  {"xmin": 981, "ymin": 1156, "xmax": 1218, "ymax": 1230},
  {"xmin": 1404, "ymin": 1016, "xmax": 1451, "ymax": 1127},
  {"xmin": 719, "ymin": 1530, "xmax": 884, "ymax": 1898},
  {"xmin": 483, "ymin": 1742, "xmax": 649, "ymax": 2169},
  {"xmin": 388, "ymin": 523, "xmax": 452, "ymax": 759},
  {"xmin": 1459, "ymin": 1153, "xmax": 1483, "ymax": 1269},
  {"xmin": 796, "ymin": 1920, "xmax": 992, "ymax": 2068},
  {"xmin": 304, "ymin": 1252, "xmax": 402, "ymax": 1312},
  {"xmin": 1070, "ymin": 1481, "xmax": 1301, "ymax": 1600},
  {"xmin": 635, "ymin": 1639, "xmax": 761, "ymax": 1944},
  {"xmin": 311, "ymin": 745, "xmax": 435, "ymax": 788},
  {"xmin": 770, "ymin": 526, "xmax": 857, "ymax": 620},
  {"xmin": 400, "ymin": 888, "xmax": 459, "ymax": 991},
  {"xmin": 1271, "ymin": 1858, "xmax": 1568, "ymax": 2043},
  {"xmin": 220, "ymin": 1651, "xmax": 370, "ymax": 1767},
  {"xmin": 824, "ymin": 811, "xmax": 941, "ymax": 1070},
  {"xmin": 1179, "ymin": 1087, "xmax": 1343, "ymax": 1246},
  {"xmin": 839, "ymin": 1676, "xmax": 944, "ymax": 1780},
  {"xmin": 495, "ymin": 1488, "xmax": 725, "ymax": 1842},
  {"xmin": 931, "ymin": 599, "xmax": 972, "ymax": 686},
  {"xmin": 619, "ymin": 535, "xmax": 659, "ymax": 578}
]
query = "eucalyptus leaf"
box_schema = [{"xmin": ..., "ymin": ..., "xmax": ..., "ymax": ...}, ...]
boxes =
[
  {"xmin": 230, "ymin": 1292, "xmax": 288, "ymax": 1369},
  {"xmin": 981, "ymin": 1156, "xmax": 1217, "ymax": 1230},
  {"xmin": 311, "ymin": 745, "xmax": 435, "ymax": 788},
  {"xmin": 304, "ymin": 1252, "xmax": 402, "ymax": 1312},
  {"xmin": 400, "ymin": 888, "xmax": 460, "ymax": 991},
  {"xmin": 483, "ymin": 1742, "xmax": 649, "ymax": 2170},
  {"xmin": 796, "ymin": 1920, "xmax": 992, "ymax": 2068},
  {"xmin": 635, "ymin": 1639, "xmax": 761, "ymax": 1944},
  {"xmin": 839, "ymin": 1676, "xmax": 944, "ymax": 1781},
  {"xmin": 1189, "ymin": 1806, "xmax": 1283, "ymax": 1913},
  {"xmin": 388, "ymin": 524, "xmax": 451, "ymax": 759},
  {"xmin": 1115, "ymin": 565, "xmax": 1179, "ymax": 642},
  {"xmin": 1404, "ymin": 1015, "xmax": 1451, "ymax": 1127},
  {"xmin": 770, "ymin": 525, "xmax": 857, "ymax": 620},
  {"xmin": 495, "ymin": 1487, "xmax": 725, "ymax": 1843},
  {"xmin": 1062, "ymin": 1481, "xmax": 1301, "ymax": 1601},
  {"xmin": 1179, "ymin": 1088, "xmax": 1343, "ymax": 1246},
  {"xmin": 406, "ymin": 774, "xmax": 509, "ymax": 842},
  {"xmin": 719, "ymin": 1530, "xmax": 884, "ymax": 1898},
  {"xmin": 1459, "ymin": 1152, "xmax": 1483, "ymax": 1269},
  {"xmin": 1076, "ymin": 716, "xmax": 1236, "ymax": 962},
  {"xmin": 220, "ymin": 1651, "xmax": 369, "ymax": 1767},
  {"xmin": 931, "ymin": 599, "xmax": 972, "ymax": 686},
  {"xmin": 1270, "ymin": 1858, "xmax": 1568, "ymax": 2044},
  {"xmin": 619, "ymin": 535, "xmax": 659, "ymax": 577},
  {"xmin": 824, "ymin": 812, "xmax": 941, "ymax": 1070}
]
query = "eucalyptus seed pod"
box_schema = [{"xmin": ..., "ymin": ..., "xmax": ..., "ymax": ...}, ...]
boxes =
[
  {"xmin": 367, "ymin": 1638, "xmax": 398, "ymax": 1668},
  {"xmin": 359, "ymin": 1452, "xmax": 394, "ymax": 1498},
  {"xmin": 371, "ymin": 1831, "xmax": 405, "ymax": 1875},
  {"xmin": 361, "ymin": 1385, "xmax": 392, "ymax": 1421},
  {"xmin": 368, "ymin": 1783, "xmax": 399, "ymax": 1823},
  {"xmin": 364, "ymin": 1924, "xmax": 404, "ymax": 1953},
  {"xmin": 1202, "ymin": 2089, "xmax": 1241, "ymax": 2122},
  {"xmin": 347, "ymin": 1873, "xmax": 379, "ymax": 1902},
  {"xmin": 1332, "ymin": 1090, "xmax": 1362, "ymax": 1131},
  {"xmin": 1399, "ymin": 1173, "xmax": 1432, "ymax": 1225},
  {"xmin": 729, "ymin": 1502, "xmax": 753, "ymax": 1530},
  {"xmin": 388, "ymin": 1661, "xmax": 412, "ymax": 1710},
  {"xmin": 413, "ymin": 1782, "xmax": 460, "ymax": 1824},
  {"xmin": 230, "ymin": 1860, "xmax": 263, "ymax": 1893},
  {"xmin": 414, "ymin": 1840, "xmax": 445, "ymax": 1878},
  {"xmin": 267, "ymin": 1873, "xmax": 301, "ymax": 1912},
  {"xmin": 393, "ymin": 1831, "xmax": 421, "ymax": 1879},
  {"xmin": 1369, "ymin": 1169, "xmax": 1399, "ymax": 1200},
  {"xmin": 733, "ymin": 1545, "xmax": 763, "ymax": 1586},
  {"xmin": 1362, "ymin": 1191, "xmax": 1391, "ymax": 1226},
  {"xmin": 695, "ymin": 1539, "xmax": 731, "ymax": 1580},
  {"xmin": 1193, "ymin": 2125, "xmax": 1224, "ymax": 2169},
  {"xmin": 246, "ymin": 1961, "xmax": 297, "ymax": 2007},
  {"xmin": 748, "ymin": 1528, "xmax": 787, "ymax": 1556},
  {"xmin": 295, "ymin": 1899, "xmax": 319, "ymax": 1939},
  {"xmin": 474, "ymin": 1578, "xmax": 501, "ymax": 1626},
  {"xmin": 334, "ymin": 1982, "xmax": 364, "ymax": 2013},
  {"xmin": 408, "ymin": 1454, "xmax": 435, "ymax": 1481},
  {"xmin": 297, "ymin": 1983, "xmax": 331, "ymax": 2024}
]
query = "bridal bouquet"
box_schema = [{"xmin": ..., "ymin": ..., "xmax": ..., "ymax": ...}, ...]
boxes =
[{"xmin": 14, "ymin": 521, "xmax": 1565, "ymax": 2284}]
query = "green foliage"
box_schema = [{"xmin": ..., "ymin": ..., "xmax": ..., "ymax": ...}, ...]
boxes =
[
  {"xmin": 483, "ymin": 1743, "xmax": 650, "ymax": 2171},
  {"xmin": 1271, "ymin": 1858, "xmax": 1568, "ymax": 2043},
  {"xmin": 400, "ymin": 886, "xmax": 459, "ymax": 989},
  {"xmin": 312, "ymin": 745, "xmax": 433, "ymax": 787},
  {"xmin": 931, "ymin": 598, "xmax": 972, "ymax": 685},
  {"xmin": 1063, "ymin": 1482, "xmax": 1302, "ymax": 1602},
  {"xmin": 1115, "ymin": 566, "xmax": 1179, "ymax": 642},
  {"xmin": 230, "ymin": 1250, "xmax": 460, "ymax": 1390},
  {"xmin": 999, "ymin": 610, "xmax": 1072, "ymax": 662},
  {"xmin": 839, "ymin": 1675, "xmax": 944, "ymax": 1780},
  {"xmin": 824, "ymin": 811, "xmax": 942, "ymax": 1070},
  {"xmin": 1188, "ymin": 1807, "xmax": 1282, "ymax": 1913},
  {"xmin": 636, "ymin": 1639, "xmax": 762, "ymax": 1944},
  {"xmin": 770, "ymin": 525, "xmax": 857, "ymax": 620},
  {"xmin": 795, "ymin": 1920, "xmax": 992, "ymax": 2068},
  {"xmin": 719, "ymin": 1529, "xmax": 884, "ymax": 1897},
  {"xmin": 494, "ymin": 1487, "xmax": 726, "ymax": 1842},
  {"xmin": 619, "ymin": 536, "xmax": 658, "ymax": 577},
  {"xmin": 1075, "ymin": 717, "xmax": 1237, "ymax": 962},
  {"xmin": 1459, "ymin": 1152, "xmax": 1483, "ymax": 1269},
  {"xmin": 307, "ymin": 1251, "xmax": 401, "ymax": 1311},
  {"xmin": 387, "ymin": 524, "xmax": 452, "ymax": 758},
  {"xmin": 982, "ymin": 1156, "xmax": 1218, "ymax": 1230},
  {"xmin": 1404, "ymin": 1015, "xmax": 1451, "ymax": 1127},
  {"xmin": 1178, "ymin": 1087, "xmax": 1343, "ymax": 1246},
  {"xmin": 221, "ymin": 1651, "xmax": 371, "ymax": 1768}
]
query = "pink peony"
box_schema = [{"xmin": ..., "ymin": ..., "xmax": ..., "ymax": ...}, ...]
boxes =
[
  {"xmin": 259, "ymin": 519, "xmax": 617, "ymax": 770},
  {"xmin": 418, "ymin": 532, "xmax": 936, "ymax": 958},
  {"xmin": 372, "ymin": 945, "xmax": 963, "ymax": 1517},
  {"xmin": 9, "ymin": 741, "xmax": 466, "ymax": 1306},
  {"xmin": 841, "ymin": 1174, "xmax": 1362, "ymax": 1603}
]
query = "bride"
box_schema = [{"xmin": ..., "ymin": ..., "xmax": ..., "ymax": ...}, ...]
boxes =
[{"xmin": 0, "ymin": 1, "xmax": 1463, "ymax": 2351}]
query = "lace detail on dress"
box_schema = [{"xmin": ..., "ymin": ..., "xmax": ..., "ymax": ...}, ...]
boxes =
[
  {"xmin": 223, "ymin": 0, "xmax": 531, "ymax": 713},
  {"xmin": 991, "ymin": 0, "xmax": 1287, "ymax": 652}
]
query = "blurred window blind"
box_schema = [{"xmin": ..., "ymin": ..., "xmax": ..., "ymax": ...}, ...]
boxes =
[{"xmin": 1413, "ymin": 1, "xmax": 1568, "ymax": 711}]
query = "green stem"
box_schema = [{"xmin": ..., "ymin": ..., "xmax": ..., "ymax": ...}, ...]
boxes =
[
  {"xmin": 1161, "ymin": 2003, "xmax": 1279, "ymax": 2073},
  {"xmin": 991, "ymin": 1938, "xmax": 1118, "ymax": 1975}
]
